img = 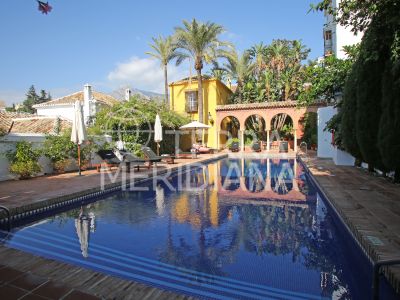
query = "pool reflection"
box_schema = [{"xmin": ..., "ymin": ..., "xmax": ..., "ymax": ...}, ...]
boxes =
[{"xmin": 8, "ymin": 158, "xmax": 367, "ymax": 299}]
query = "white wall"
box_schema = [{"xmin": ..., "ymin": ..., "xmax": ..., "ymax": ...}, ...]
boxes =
[
  {"xmin": 317, "ymin": 106, "xmax": 336, "ymax": 158},
  {"xmin": 324, "ymin": 0, "xmax": 363, "ymax": 59},
  {"xmin": 36, "ymin": 106, "xmax": 75, "ymax": 121},
  {"xmin": 335, "ymin": 23, "xmax": 363, "ymax": 59}
]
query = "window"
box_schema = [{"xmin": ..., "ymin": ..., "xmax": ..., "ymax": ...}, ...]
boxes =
[
  {"xmin": 185, "ymin": 91, "xmax": 198, "ymax": 113},
  {"xmin": 325, "ymin": 30, "xmax": 332, "ymax": 41}
]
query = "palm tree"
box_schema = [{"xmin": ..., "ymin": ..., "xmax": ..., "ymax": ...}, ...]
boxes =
[
  {"xmin": 209, "ymin": 67, "xmax": 227, "ymax": 82},
  {"xmin": 146, "ymin": 35, "xmax": 177, "ymax": 105},
  {"xmin": 174, "ymin": 19, "xmax": 229, "ymax": 123},
  {"xmin": 224, "ymin": 48, "xmax": 253, "ymax": 89},
  {"xmin": 267, "ymin": 40, "xmax": 287, "ymax": 76},
  {"xmin": 248, "ymin": 42, "xmax": 267, "ymax": 77}
]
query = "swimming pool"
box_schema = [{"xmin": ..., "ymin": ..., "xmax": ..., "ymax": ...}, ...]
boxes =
[{"xmin": 0, "ymin": 158, "xmax": 392, "ymax": 299}]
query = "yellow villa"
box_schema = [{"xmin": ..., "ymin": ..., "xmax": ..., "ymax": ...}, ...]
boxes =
[{"xmin": 169, "ymin": 76, "xmax": 232, "ymax": 149}]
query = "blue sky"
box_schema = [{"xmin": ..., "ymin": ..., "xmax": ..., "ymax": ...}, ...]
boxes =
[{"xmin": 0, "ymin": 0, "xmax": 324, "ymax": 105}]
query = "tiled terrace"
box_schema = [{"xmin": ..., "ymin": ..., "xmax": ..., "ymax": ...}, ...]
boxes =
[{"xmin": 300, "ymin": 153, "xmax": 400, "ymax": 294}]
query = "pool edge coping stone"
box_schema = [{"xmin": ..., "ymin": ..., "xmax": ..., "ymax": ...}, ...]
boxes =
[{"xmin": 298, "ymin": 154, "xmax": 400, "ymax": 294}]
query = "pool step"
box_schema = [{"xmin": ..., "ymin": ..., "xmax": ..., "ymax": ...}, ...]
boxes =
[{"xmin": 3, "ymin": 228, "xmax": 324, "ymax": 300}]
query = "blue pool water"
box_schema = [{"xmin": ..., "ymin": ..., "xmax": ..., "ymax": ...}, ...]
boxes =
[{"xmin": 1, "ymin": 158, "xmax": 396, "ymax": 299}]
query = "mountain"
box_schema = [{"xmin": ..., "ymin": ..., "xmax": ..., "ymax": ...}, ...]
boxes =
[
  {"xmin": 111, "ymin": 87, "xmax": 164, "ymax": 101},
  {"xmin": 132, "ymin": 88, "xmax": 164, "ymax": 99}
]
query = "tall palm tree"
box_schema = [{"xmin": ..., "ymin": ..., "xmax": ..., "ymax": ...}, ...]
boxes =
[
  {"xmin": 174, "ymin": 19, "xmax": 229, "ymax": 123},
  {"xmin": 146, "ymin": 35, "xmax": 177, "ymax": 105}
]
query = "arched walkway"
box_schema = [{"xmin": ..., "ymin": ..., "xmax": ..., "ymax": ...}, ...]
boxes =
[
  {"xmin": 215, "ymin": 101, "xmax": 324, "ymax": 152},
  {"xmin": 270, "ymin": 113, "xmax": 294, "ymax": 151},
  {"xmin": 298, "ymin": 112, "xmax": 318, "ymax": 149},
  {"xmin": 244, "ymin": 114, "xmax": 266, "ymax": 151},
  {"xmin": 219, "ymin": 115, "xmax": 240, "ymax": 150}
]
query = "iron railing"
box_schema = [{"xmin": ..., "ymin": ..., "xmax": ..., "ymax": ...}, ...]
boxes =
[{"xmin": 372, "ymin": 259, "xmax": 400, "ymax": 299}]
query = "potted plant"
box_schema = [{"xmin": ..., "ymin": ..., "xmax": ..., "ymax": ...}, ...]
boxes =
[
  {"xmin": 226, "ymin": 137, "xmax": 240, "ymax": 152},
  {"xmin": 7, "ymin": 141, "xmax": 41, "ymax": 179}
]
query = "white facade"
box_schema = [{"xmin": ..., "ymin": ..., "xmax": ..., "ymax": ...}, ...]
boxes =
[
  {"xmin": 35, "ymin": 84, "xmax": 99, "ymax": 123},
  {"xmin": 317, "ymin": 106, "xmax": 356, "ymax": 165},
  {"xmin": 323, "ymin": 0, "xmax": 363, "ymax": 58},
  {"xmin": 35, "ymin": 105, "xmax": 75, "ymax": 121},
  {"xmin": 125, "ymin": 88, "xmax": 131, "ymax": 101},
  {"xmin": 317, "ymin": 106, "xmax": 336, "ymax": 158}
]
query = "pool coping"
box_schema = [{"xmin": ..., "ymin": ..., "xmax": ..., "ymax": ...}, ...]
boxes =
[
  {"xmin": 0, "ymin": 154, "xmax": 227, "ymax": 226},
  {"xmin": 298, "ymin": 155, "xmax": 400, "ymax": 295}
]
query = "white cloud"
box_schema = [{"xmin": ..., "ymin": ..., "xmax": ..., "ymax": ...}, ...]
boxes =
[{"xmin": 107, "ymin": 56, "xmax": 187, "ymax": 93}]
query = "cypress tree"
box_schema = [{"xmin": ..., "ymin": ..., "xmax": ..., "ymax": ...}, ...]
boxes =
[
  {"xmin": 378, "ymin": 59, "xmax": 400, "ymax": 182},
  {"xmin": 340, "ymin": 61, "xmax": 363, "ymax": 164},
  {"xmin": 37, "ymin": 89, "xmax": 48, "ymax": 104},
  {"xmin": 355, "ymin": 20, "xmax": 388, "ymax": 172},
  {"xmin": 19, "ymin": 85, "xmax": 38, "ymax": 113}
]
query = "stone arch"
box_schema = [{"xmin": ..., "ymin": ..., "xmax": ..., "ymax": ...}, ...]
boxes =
[
  {"xmin": 298, "ymin": 111, "xmax": 318, "ymax": 148},
  {"xmin": 244, "ymin": 114, "xmax": 266, "ymax": 146},
  {"xmin": 270, "ymin": 113, "xmax": 293, "ymax": 139},
  {"xmin": 219, "ymin": 115, "xmax": 240, "ymax": 149}
]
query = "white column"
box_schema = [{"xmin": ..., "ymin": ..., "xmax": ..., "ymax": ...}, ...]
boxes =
[
  {"xmin": 294, "ymin": 129, "xmax": 298, "ymax": 152},
  {"xmin": 216, "ymin": 130, "xmax": 220, "ymax": 150},
  {"xmin": 267, "ymin": 130, "xmax": 270, "ymax": 151},
  {"xmin": 240, "ymin": 130, "xmax": 245, "ymax": 152}
]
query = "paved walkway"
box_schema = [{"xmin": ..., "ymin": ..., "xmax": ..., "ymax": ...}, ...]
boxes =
[
  {"xmin": 0, "ymin": 247, "xmax": 193, "ymax": 300},
  {"xmin": 301, "ymin": 153, "xmax": 400, "ymax": 294}
]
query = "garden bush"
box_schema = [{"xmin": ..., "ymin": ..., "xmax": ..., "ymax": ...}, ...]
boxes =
[{"xmin": 7, "ymin": 141, "xmax": 41, "ymax": 179}]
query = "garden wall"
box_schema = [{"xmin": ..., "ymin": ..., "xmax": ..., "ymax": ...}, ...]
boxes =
[{"xmin": 0, "ymin": 134, "xmax": 105, "ymax": 182}]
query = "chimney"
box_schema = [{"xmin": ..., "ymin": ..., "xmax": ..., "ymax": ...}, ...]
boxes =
[
  {"xmin": 83, "ymin": 83, "xmax": 92, "ymax": 122},
  {"xmin": 125, "ymin": 88, "xmax": 131, "ymax": 101}
]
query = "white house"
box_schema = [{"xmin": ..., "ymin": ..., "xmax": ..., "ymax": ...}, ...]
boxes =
[
  {"xmin": 323, "ymin": 0, "xmax": 363, "ymax": 59},
  {"xmin": 33, "ymin": 84, "xmax": 120, "ymax": 124}
]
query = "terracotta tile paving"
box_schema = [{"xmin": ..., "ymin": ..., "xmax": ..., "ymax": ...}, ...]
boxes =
[{"xmin": 300, "ymin": 153, "xmax": 400, "ymax": 294}]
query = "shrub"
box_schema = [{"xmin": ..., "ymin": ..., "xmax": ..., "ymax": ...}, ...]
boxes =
[
  {"xmin": 42, "ymin": 129, "xmax": 98, "ymax": 172},
  {"xmin": 7, "ymin": 141, "xmax": 41, "ymax": 179},
  {"xmin": 301, "ymin": 113, "xmax": 318, "ymax": 147},
  {"xmin": 42, "ymin": 130, "xmax": 75, "ymax": 172},
  {"xmin": 227, "ymin": 138, "xmax": 240, "ymax": 148},
  {"xmin": 378, "ymin": 60, "xmax": 400, "ymax": 182},
  {"xmin": 355, "ymin": 20, "xmax": 388, "ymax": 172},
  {"xmin": 92, "ymin": 96, "xmax": 189, "ymax": 155},
  {"xmin": 340, "ymin": 62, "xmax": 362, "ymax": 162}
]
